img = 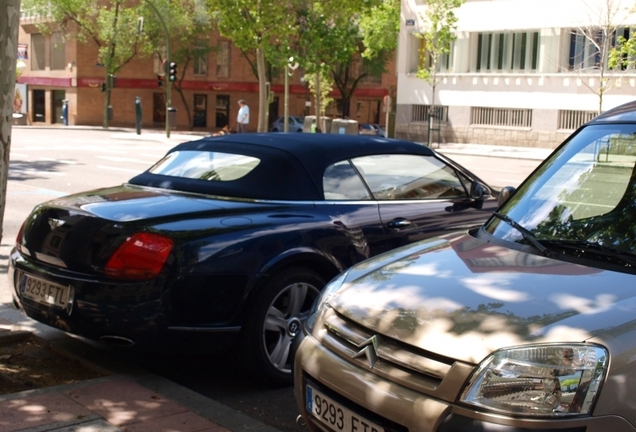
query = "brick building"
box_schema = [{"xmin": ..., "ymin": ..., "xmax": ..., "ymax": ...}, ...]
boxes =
[{"xmin": 16, "ymin": 12, "xmax": 395, "ymax": 133}]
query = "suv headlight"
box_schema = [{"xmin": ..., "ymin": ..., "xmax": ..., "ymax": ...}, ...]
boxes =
[{"xmin": 461, "ymin": 344, "xmax": 608, "ymax": 417}]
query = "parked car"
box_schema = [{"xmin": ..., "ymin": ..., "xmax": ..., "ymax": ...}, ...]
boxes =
[
  {"xmin": 294, "ymin": 100, "xmax": 636, "ymax": 429},
  {"xmin": 371, "ymin": 123, "xmax": 387, "ymax": 137},
  {"xmin": 358, "ymin": 123, "xmax": 378, "ymax": 135},
  {"xmin": 269, "ymin": 116, "xmax": 305, "ymax": 132},
  {"xmin": 9, "ymin": 133, "xmax": 498, "ymax": 387}
]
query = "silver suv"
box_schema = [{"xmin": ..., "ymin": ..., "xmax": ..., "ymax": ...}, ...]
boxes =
[{"xmin": 294, "ymin": 100, "xmax": 636, "ymax": 431}]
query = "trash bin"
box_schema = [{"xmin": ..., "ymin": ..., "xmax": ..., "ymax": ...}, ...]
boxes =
[
  {"xmin": 331, "ymin": 119, "xmax": 358, "ymax": 135},
  {"xmin": 303, "ymin": 115, "xmax": 332, "ymax": 133},
  {"xmin": 168, "ymin": 107, "xmax": 177, "ymax": 130}
]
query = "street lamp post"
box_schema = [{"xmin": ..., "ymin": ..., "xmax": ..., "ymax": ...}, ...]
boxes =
[
  {"xmin": 283, "ymin": 57, "xmax": 299, "ymax": 132},
  {"xmin": 144, "ymin": 0, "xmax": 171, "ymax": 138}
]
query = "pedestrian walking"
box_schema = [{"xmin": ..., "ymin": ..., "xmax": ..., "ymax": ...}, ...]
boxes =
[{"xmin": 237, "ymin": 99, "xmax": 250, "ymax": 133}]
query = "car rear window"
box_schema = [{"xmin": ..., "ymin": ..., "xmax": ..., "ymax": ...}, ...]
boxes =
[{"xmin": 147, "ymin": 150, "xmax": 261, "ymax": 181}]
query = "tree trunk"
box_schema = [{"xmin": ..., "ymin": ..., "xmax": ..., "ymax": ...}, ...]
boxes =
[
  {"xmin": 103, "ymin": 70, "xmax": 111, "ymax": 128},
  {"xmin": 256, "ymin": 48, "xmax": 267, "ymax": 133},
  {"xmin": 0, "ymin": 0, "xmax": 20, "ymax": 245}
]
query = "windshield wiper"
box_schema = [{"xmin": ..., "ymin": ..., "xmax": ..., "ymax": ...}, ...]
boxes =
[
  {"xmin": 491, "ymin": 212, "xmax": 555, "ymax": 258},
  {"xmin": 541, "ymin": 239, "xmax": 636, "ymax": 268}
]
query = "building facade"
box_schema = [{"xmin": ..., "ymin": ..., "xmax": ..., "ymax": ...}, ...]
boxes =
[
  {"xmin": 16, "ymin": 11, "xmax": 395, "ymax": 133},
  {"xmin": 396, "ymin": 0, "xmax": 636, "ymax": 147}
]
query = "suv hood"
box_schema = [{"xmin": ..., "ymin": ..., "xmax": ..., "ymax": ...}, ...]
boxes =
[{"xmin": 329, "ymin": 233, "xmax": 636, "ymax": 364}]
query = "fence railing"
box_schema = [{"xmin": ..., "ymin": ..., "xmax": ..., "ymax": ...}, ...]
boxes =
[
  {"xmin": 557, "ymin": 110, "xmax": 597, "ymax": 130},
  {"xmin": 470, "ymin": 107, "xmax": 533, "ymax": 128}
]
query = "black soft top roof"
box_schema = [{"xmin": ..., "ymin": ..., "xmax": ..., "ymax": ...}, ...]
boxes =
[
  {"xmin": 589, "ymin": 100, "xmax": 636, "ymax": 124},
  {"xmin": 129, "ymin": 133, "xmax": 434, "ymax": 201}
]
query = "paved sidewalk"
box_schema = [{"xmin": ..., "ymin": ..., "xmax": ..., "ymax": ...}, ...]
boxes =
[
  {"xmin": 0, "ymin": 305, "xmax": 281, "ymax": 432},
  {"xmin": 434, "ymin": 142, "xmax": 554, "ymax": 161}
]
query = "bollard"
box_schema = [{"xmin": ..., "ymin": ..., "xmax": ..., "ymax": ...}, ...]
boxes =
[{"xmin": 135, "ymin": 97, "xmax": 142, "ymax": 135}]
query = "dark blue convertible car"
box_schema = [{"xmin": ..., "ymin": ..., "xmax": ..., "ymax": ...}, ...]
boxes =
[{"xmin": 9, "ymin": 133, "xmax": 498, "ymax": 386}]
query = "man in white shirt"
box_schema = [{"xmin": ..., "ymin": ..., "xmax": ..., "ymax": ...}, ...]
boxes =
[{"xmin": 237, "ymin": 99, "xmax": 250, "ymax": 133}]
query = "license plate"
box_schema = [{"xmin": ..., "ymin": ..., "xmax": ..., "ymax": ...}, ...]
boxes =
[
  {"xmin": 20, "ymin": 272, "xmax": 72, "ymax": 309},
  {"xmin": 306, "ymin": 385, "xmax": 385, "ymax": 432}
]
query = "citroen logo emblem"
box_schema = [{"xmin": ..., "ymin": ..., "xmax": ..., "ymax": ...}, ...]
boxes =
[
  {"xmin": 48, "ymin": 218, "xmax": 66, "ymax": 230},
  {"xmin": 352, "ymin": 335, "xmax": 380, "ymax": 368}
]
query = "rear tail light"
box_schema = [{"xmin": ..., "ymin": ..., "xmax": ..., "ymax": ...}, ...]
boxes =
[
  {"xmin": 15, "ymin": 221, "xmax": 26, "ymax": 252},
  {"xmin": 16, "ymin": 221, "xmax": 25, "ymax": 245},
  {"xmin": 104, "ymin": 233, "xmax": 173, "ymax": 280}
]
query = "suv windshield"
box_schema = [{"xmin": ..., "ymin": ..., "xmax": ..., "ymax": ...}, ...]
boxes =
[{"xmin": 485, "ymin": 124, "xmax": 636, "ymax": 263}]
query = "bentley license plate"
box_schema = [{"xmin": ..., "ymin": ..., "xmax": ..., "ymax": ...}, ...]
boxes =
[
  {"xmin": 20, "ymin": 272, "xmax": 71, "ymax": 309},
  {"xmin": 306, "ymin": 385, "xmax": 385, "ymax": 432}
]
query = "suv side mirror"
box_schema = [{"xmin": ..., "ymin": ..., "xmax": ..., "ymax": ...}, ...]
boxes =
[{"xmin": 498, "ymin": 186, "xmax": 516, "ymax": 206}]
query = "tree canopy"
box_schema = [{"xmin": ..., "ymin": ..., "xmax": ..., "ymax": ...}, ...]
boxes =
[{"xmin": 23, "ymin": 0, "xmax": 145, "ymax": 127}]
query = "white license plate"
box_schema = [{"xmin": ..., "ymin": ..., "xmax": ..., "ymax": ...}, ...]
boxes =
[
  {"xmin": 306, "ymin": 385, "xmax": 385, "ymax": 432},
  {"xmin": 20, "ymin": 272, "xmax": 71, "ymax": 309}
]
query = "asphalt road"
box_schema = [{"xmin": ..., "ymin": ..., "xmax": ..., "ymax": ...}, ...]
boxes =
[{"xmin": 0, "ymin": 126, "xmax": 545, "ymax": 432}]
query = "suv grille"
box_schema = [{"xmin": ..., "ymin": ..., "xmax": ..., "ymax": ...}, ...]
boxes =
[{"xmin": 319, "ymin": 308, "xmax": 475, "ymax": 399}]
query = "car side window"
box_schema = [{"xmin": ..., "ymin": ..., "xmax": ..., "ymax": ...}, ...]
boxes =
[
  {"xmin": 323, "ymin": 162, "xmax": 372, "ymax": 200},
  {"xmin": 351, "ymin": 154, "xmax": 467, "ymax": 200}
]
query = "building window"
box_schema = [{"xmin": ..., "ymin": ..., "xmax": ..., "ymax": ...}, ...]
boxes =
[
  {"xmin": 474, "ymin": 31, "xmax": 539, "ymax": 72},
  {"xmin": 412, "ymin": 105, "xmax": 449, "ymax": 123},
  {"xmin": 471, "ymin": 107, "xmax": 533, "ymax": 128},
  {"xmin": 408, "ymin": 33, "xmax": 453, "ymax": 74},
  {"xmin": 216, "ymin": 40, "xmax": 230, "ymax": 78},
  {"xmin": 568, "ymin": 28, "xmax": 628, "ymax": 71},
  {"xmin": 50, "ymin": 32, "xmax": 66, "ymax": 70},
  {"xmin": 194, "ymin": 47, "xmax": 208, "ymax": 76},
  {"xmin": 31, "ymin": 33, "xmax": 45, "ymax": 71},
  {"xmin": 558, "ymin": 110, "xmax": 597, "ymax": 130}
]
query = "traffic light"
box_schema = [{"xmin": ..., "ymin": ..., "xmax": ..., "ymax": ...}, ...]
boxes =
[
  {"xmin": 100, "ymin": 82, "xmax": 106, "ymax": 92},
  {"xmin": 157, "ymin": 75, "xmax": 163, "ymax": 87},
  {"xmin": 109, "ymin": 74, "xmax": 117, "ymax": 88},
  {"xmin": 168, "ymin": 61, "xmax": 177, "ymax": 82}
]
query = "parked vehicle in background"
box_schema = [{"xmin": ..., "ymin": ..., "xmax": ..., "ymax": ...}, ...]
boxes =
[
  {"xmin": 9, "ymin": 133, "xmax": 498, "ymax": 387},
  {"xmin": 358, "ymin": 123, "xmax": 378, "ymax": 135},
  {"xmin": 371, "ymin": 124, "xmax": 386, "ymax": 137},
  {"xmin": 269, "ymin": 116, "xmax": 305, "ymax": 132},
  {"xmin": 294, "ymin": 100, "xmax": 636, "ymax": 430}
]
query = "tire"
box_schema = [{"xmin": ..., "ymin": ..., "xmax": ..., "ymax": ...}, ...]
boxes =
[{"xmin": 240, "ymin": 267, "xmax": 325, "ymax": 387}]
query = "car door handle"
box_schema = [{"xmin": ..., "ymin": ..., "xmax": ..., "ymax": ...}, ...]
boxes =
[{"xmin": 387, "ymin": 218, "xmax": 411, "ymax": 230}]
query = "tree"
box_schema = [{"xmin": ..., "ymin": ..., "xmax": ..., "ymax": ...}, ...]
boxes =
[
  {"xmin": 140, "ymin": 0, "xmax": 215, "ymax": 130},
  {"xmin": 0, "ymin": 0, "xmax": 20, "ymax": 247},
  {"xmin": 206, "ymin": 0, "xmax": 299, "ymax": 132},
  {"xmin": 296, "ymin": 0, "xmax": 398, "ymax": 124},
  {"xmin": 571, "ymin": 0, "xmax": 633, "ymax": 114},
  {"xmin": 23, "ymin": 0, "xmax": 146, "ymax": 128},
  {"xmin": 415, "ymin": 0, "xmax": 464, "ymax": 146}
]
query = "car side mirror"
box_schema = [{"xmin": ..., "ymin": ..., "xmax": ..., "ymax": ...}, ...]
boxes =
[
  {"xmin": 470, "ymin": 182, "xmax": 489, "ymax": 200},
  {"xmin": 498, "ymin": 186, "xmax": 516, "ymax": 206}
]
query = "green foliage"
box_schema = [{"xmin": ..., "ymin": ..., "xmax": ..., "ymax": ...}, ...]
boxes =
[
  {"xmin": 359, "ymin": 0, "xmax": 400, "ymax": 60},
  {"xmin": 296, "ymin": 0, "xmax": 397, "ymax": 117},
  {"xmin": 415, "ymin": 0, "xmax": 464, "ymax": 84},
  {"xmin": 23, "ymin": 0, "xmax": 143, "ymax": 75},
  {"xmin": 303, "ymin": 70, "xmax": 333, "ymax": 117}
]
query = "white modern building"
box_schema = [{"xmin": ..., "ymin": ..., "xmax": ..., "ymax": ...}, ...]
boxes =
[{"xmin": 396, "ymin": 0, "xmax": 636, "ymax": 147}]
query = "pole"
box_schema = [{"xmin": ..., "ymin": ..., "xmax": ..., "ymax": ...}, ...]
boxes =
[
  {"xmin": 144, "ymin": 0, "xmax": 171, "ymax": 138},
  {"xmin": 284, "ymin": 64, "xmax": 289, "ymax": 132}
]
